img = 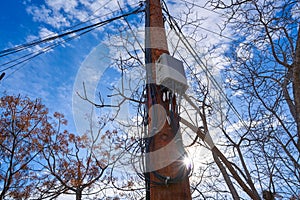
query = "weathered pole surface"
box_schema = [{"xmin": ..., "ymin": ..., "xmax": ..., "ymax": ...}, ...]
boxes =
[{"xmin": 145, "ymin": 0, "xmax": 192, "ymax": 199}]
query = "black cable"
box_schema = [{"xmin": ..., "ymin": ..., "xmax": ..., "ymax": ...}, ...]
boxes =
[
  {"xmin": 0, "ymin": 5, "xmax": 145, "ymax": 77},
  {"xmin": 0, "ymin": 72, "xmax": 5, "ymax": 81},
  {"xmin": 0, "ymin": 21, "xmax": 106, "ymax": 73},
  {"xmin": 163, "ymin": 7, "xmax": 249, "ymax": 131},
  {"xmin": 176, "ymin": 0, "xmax": 222, "ymax": 15},
  {"xmin": 161, "ymin": 0, "xmax": 233, "ymax": 41},
  {"xmin": 0, "ymin": 2, "xmax": 137, "ymax": 60},
  {"xmin": 171, "ymin": 15, "xmax": 234, "ymax": 41},
  {"xmin": 0, "ymin": 5, "xmax": 145, "ymax": 58}
]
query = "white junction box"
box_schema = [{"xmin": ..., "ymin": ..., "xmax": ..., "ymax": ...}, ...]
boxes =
[{"xmin": 156, "ymin": 53, "xmax": 188, "ymax": 94}]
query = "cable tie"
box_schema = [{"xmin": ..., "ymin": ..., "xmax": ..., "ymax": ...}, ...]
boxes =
[
  {"xmin": 165, "ymin": 176, "xmax": 170, "ymax": 185},
  {"xmin": 166, "ymin": 116, "xmax": 171, "ymax": 125}
]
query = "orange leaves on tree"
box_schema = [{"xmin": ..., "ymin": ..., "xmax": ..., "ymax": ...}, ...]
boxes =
[{"xmin": 0, "ymin": 95, "xmax": 65, "ymax": 199}]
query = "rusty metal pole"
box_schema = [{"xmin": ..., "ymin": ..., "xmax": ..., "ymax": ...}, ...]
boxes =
[{"xmin": 145, "ymin": 0, "xmax": 192, "ymax": 199}]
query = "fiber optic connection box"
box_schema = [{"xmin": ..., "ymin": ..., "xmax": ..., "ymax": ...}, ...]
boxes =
[{"xmin": 156, "ymin": 53, "xmax": 188, "ymax": 94}]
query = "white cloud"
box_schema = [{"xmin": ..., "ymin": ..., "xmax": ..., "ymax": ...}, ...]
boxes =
[
  {"xmin": 25, "ymin": 0, "xmax": 134, "ymax": 30},
  {"xmin": 38, "ymin": 27, "xmax": 57, "ymax": 38},
  {"xmin": 25, "ymin": 27, "xmax": 59, "ymax": 53},
  {"xmin": 20, "ymin": 0, "xmax": 239, "ymax": 195},
  {"xmin": 45, "ymin": 0, "xmax": 78, "ymax": 13},
  {"xmin": 27, "ymin": 5, "xmax": 71, "ymax": 28}
]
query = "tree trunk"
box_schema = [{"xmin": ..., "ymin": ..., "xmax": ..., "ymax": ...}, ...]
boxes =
[
  {"xmin": 76, "ymin": 189, "xmax": 82, "ymax": 200},
  {"xmin": 293, "ymin": 26, "xmax": 300, "ymax": 150}
]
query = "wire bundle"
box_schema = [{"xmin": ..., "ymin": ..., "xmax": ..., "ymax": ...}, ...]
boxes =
[{"xmin": 0, "ymin": 3, "xmax": 145, "ymax": 76}]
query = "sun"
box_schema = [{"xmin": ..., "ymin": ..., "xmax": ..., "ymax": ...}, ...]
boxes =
[{"xmin": 182, "ymin": 156, "xmax": 192, "ymax": 168}]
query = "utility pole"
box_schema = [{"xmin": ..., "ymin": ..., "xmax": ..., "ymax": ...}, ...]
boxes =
[{"xmin": 145, "ymin": 0, "xmax": 192, "ymax": 199}]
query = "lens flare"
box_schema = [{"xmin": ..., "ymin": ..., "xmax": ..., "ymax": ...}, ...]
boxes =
[{"xmin": 183, "ymin": 156, "xmax": 191, "ymax": 168}]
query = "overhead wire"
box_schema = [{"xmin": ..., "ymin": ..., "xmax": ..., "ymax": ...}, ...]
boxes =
[
  {"xmin": 176, "ymin": 0, "xmax": 223, "ymax": 15},
  {"xmin": 162, "ymin": 0, "xmax": 234, "ymax": 41},
  {"xmin": 106, "ymin": 0, "xmax": 250, "ymax": 188},
  {"xmin": 170, "ymin": 15, "xmax": 234, "ymax": 41},
  {"xmin": 167, "ymin": 0, "xmax": 265, "ymax": 58},
  {"xmin": 162, "ymin": 1, "xmax": 250, "ymax": 132},
  {"xmin": 167, "ymin": 34, "xmax": 245, "ymax": 139},
  {"xmin": 73, "ymin": 0, "xmax": 115, "ymax": 26},
  {"xmin": 0, "ymin": 4, "xmax": 145, "ymax": 75},
  {"xmin": 117, "ymin": 1, "xmax": 145, "ymax": 62},
  {"xmin": 0, "ymin": 5, "xmax": 144, "ymax": 58},
  {"xmin": 0, "ymin": 22, "xmax": 104, "ymax": 73},
  {"xmin": 0, "ymin": 0, "xmax": 250, "ymax": 187}
]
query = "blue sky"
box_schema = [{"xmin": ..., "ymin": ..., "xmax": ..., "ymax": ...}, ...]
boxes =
[
  {"xmin": 0, "ymin": 4, "xmax": 227, "ymax": 184},
  {"xmin": 1, "ymin": 1, "xmax": 299, "ymax": 198},
  {"xmin": 0, "ymin": 0, "xmax": 247, "ymax": 198},
  {"xmin": 0, "ymin": 0, "xmax": 224, "ymax": 135},
  {"xmin": 0, "ymin": 0, "xmax": 136, "ymax": 133},
  {"xmin": 0, "ymin": 0, "xmax": 226, "ymax": 176}
]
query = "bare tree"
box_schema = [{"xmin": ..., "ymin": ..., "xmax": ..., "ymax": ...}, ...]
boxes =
[
  {"xmin": 193, "ymin": 0, "xmax": 300, "ymax": 198},
  {"xmin": 66, "ymin": 0, "xmax": 300, "ymax": 199}
]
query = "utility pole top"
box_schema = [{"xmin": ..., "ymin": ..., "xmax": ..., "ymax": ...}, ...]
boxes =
[{"xmin": 145, "ymin": 0, "xmax": 169, "ymax": 83}]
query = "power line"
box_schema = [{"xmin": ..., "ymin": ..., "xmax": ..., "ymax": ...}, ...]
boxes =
[
  {"xmin": 163, "ymin": 6, "xmax": 249, "ymax": 132},
  {"xmin": 0, "ymin": 5, "xmax": 144, "ymax": 58},
  {"xmin": 168, "ymin": 35, "xmax": 246, "ymax": 140},
  {"xmin": 161, "ymin": 0, "xmax": 233, "ymax": 41},
  {"xmin": 118, "ymin": 2, "xmax": 145, "ymax": 56},
  {"xmin": 0, "ymin": 24, "xmax": 100, "ymax": 73},
  {"xmin": 171, "ymin": 15, "xmax": 234, "ymax": 41},
  {"xmin": 65, "ymin": 1, "xmax": 142, "ymax": 35},
  {"xmin": 0, "ymin": 5, "xmax": 145, "ymax": 73},
  {"xmin": 177, "ymin": 0, "xmax": 222, "ymax": 15},
  {"xmin": 0, "ymin": 73, "xmax": 5, "ymax": 81}
]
